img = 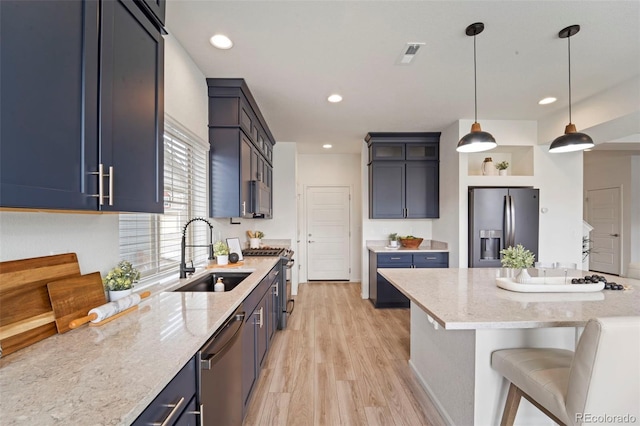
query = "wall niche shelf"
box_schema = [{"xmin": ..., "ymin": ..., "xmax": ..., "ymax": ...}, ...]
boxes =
[{"xmin": 467, "ymin": 146, "xmax": 534, "ymax": 177}]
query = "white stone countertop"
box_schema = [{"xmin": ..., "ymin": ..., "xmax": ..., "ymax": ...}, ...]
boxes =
[
  {"xmin": 378, "ymin": 267, "xmax": 640, "ymax": 330},
  {"xmin": 367, "ymin": 239, "xmax": 449, "ymax": 252},
  {"xmin": 0, "ymin": 257, "xmax": 280, "ymax": 425}
]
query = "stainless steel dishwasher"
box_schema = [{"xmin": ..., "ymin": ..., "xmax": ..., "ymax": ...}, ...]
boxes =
[{"xmin": 199, "ymin": 305, "xmax": 245, "ymax": 426}]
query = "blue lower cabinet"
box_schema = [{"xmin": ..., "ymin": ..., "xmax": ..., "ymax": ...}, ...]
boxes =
[
  {"xmin": 174, "ymin": 396, "xmax": 198, "ymax": 426},
  {"xmin": 370, "ymin": 251, "xmax": 449, "ymax": 308},
  {"xmin": 133, "ymin": 356, "xmax": 197, "ymax": 426}
]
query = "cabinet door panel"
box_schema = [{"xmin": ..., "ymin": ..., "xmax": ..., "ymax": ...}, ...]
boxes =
[
  {"xmin": 132, "ymin": 356, "xmax": 196, "ymax": 425},
  {"xmin": 405, "ymin": 161, "xmax": 438, "ymax": 218},
  {"xmin": 241, "ymin": 311, "xmax": 257, "ymax": 413},
  {"xmin": 0, "ymin": 0, "xmax": 99, "ymax": 210},
  {"xmin": 413, "ymin": 252, "xmax": 449, "ymax": 268},
  {"xmin": 370, "ymin": 162, "xmax": 405, "ymax": 218},
  {"xmin": 100, "ymin": 0, "xmax": 163, "ymax": 213},
  {"xmin": 138, "ymin": 0, "xmax": 166, "ymax": 26}
]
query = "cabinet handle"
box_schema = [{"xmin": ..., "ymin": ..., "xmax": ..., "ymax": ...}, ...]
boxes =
[
  {"xmin": 405, "ymin": 208, "xmax": 408, "ymax": 217},
  {"xmin": 255, "ymin": 306, "xmax": 264, "ymax": 328},
  {"xmin": 242, "ymin": 201, "xmax": 246, "ymax": 216},
  {"xmin": 390, "ymin": 257, "xmax": 401, "ymax": 260},
  {"xmin": 107, "ymin": 166, "xmax": 114, "ymax": 206},
  {"xmin": 89, "ymin": 164, "xmax": 114, "ymax": 206},
  {"xmin": 426, "ymin": 257, "xmax": 437, "ymax": 260},
  {"xmin": 89, "ymin": 163, "xmax": 104, "ymax": 205},
  {"xmin": 152, "ymin": 396, "xmax": 185, "ymax": 426},
  {"xmin": 98, "ymin": 163, "xmax": 105, "ymax": 205}
]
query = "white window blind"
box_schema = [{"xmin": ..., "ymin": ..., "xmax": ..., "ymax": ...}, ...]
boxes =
[{"xmin": 119, "ymin": 116, "xmax": 209, "ymax": 286}]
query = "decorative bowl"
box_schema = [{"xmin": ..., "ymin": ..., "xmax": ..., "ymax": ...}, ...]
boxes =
[{"xmin": 399, "ymin": 237, "xmax": 423, "ymax": 248}]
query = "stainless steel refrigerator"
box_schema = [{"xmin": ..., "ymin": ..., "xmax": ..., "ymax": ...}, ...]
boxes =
[{"xmin": 468, "ymin": 187, "xmax": 539, "ymax": 268}]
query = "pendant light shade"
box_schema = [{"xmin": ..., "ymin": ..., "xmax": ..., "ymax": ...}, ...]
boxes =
[
  {"xmin": 457, "ymin": 22, "xmax": 497, "ymax": 153},
  {"xmin": 549, "ymin": 25, "xmax": 594, "ymax": 153}
]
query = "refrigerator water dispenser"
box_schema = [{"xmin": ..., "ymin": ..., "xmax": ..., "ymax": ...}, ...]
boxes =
[{"xmin": 479, "ymin": 230, "xmax": 501, "ymax": 260}]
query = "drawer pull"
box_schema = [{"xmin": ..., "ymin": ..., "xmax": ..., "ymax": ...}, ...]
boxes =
[
  {"xmin": 390, "ymin": 257, "xmax": 401, "ymax": 260},
  {"xmin": 152, "ymin": 396, "xmax": 185, "ymax": 426},
  {"xmin": 426, "ymin": 257, "xmax": 437, "ymax": 260}
]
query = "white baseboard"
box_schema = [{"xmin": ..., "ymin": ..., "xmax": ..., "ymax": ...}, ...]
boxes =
[{"xmin": 408, "ymin": 359, "xmax": 456, "ymax": 426}]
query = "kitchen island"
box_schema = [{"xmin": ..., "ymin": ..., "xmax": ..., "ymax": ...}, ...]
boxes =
[
  {"xmin": 0, "ymin": 257, "xmax": 280, "ymax": 425},
  {"xmin": 378, "ymin": 267, "xmax": 640, "ymax": 425}
]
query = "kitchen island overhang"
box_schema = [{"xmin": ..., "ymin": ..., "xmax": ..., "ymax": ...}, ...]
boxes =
[{"xmin": 378, "ymin": 267, "xmax": 640, "ymax": 425}]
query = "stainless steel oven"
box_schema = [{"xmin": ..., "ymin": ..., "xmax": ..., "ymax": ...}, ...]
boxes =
[{"xmin": 242, "ymin": 247, "xmax": 294, "ymax": 329}]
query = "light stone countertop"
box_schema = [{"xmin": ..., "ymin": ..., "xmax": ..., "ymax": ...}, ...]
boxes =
[
  {"xmin": 0, "ymin": 257, "xmax": 280, "ymax": 425},
  {"xmin": 367, "ymin": 239, "xmax": 449, "ymax": 252},
  {"xmin": 378, "ymin": 267, "xmax": 640, "ymax": 330}
]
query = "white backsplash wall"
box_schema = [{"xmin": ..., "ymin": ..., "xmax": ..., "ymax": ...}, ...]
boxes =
[{"xmin": 0, "ymin": 211, "xmax": 119, "ymax": 275}]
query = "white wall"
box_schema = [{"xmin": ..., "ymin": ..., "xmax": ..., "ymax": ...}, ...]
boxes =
[
  {"xmin": 632, "ymin": 156, "xmax": 640, "ymax": 265},
  {"xmin": 298, "ymin": 153, "xmax": 362, "ymax": 285},
  {"xmin": 164, "ymin": 34, "xmax": 208, "ymax": 141},
  {"xmin": 432, "ymin": 121, "xmax": 460, "ymax": 267},
  {"xmin": 584, "ymin": 151, "xmax": 639, "ymax": 276}
]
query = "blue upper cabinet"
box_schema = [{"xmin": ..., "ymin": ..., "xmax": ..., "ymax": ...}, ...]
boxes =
[
  {"xmin": 366, "ymin": 132, "xmax": 441, "ymax": 219},
  {"xmin": 136, "ymin": 0, "xmax": 166, "ymax": 27},
  {"xmin": 0, "ymin": 0, "xmax": 164, "ymax": 213}
]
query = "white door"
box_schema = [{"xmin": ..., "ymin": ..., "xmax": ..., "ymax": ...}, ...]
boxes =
[
  {"xmin": 588, "ymin": 187, "xmax": 621, "ymax": 275},
  {"xmin": 306, "ymin": 186, "xmax": 350, "ymax": 280}
]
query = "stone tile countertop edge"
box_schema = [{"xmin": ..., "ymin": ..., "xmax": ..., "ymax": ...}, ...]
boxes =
[
  {"xmin": 367, "ymin": 239, "xmax": 449, "ymax": 252},
  {"xmin": 377, "ymin": 267, "xmax": 640, "ymax": 330},
  {"xmin": 0, "ymin": 257, "xmax": 280, "ymax": 426}
]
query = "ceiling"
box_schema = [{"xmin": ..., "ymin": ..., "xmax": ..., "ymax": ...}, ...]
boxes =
[{"xmin": 166, "ymin": 1, "xmax": 640, "ymax": 154}]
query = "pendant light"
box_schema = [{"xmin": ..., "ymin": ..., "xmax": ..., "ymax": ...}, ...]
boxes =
[
  {"xmin": 457, "ymin": 22, "xmax": 497, "ymax": 153},
  {"xmin": 549, "ymin": 25, "xmax": 594, "ymax": 153}
]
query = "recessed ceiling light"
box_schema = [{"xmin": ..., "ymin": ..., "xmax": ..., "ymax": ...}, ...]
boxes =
[
  {"xmin": 538, "ymin": 97, "xmax": 557, "ymax": 105},
  {"xmin": 210, "ymin": 34, "xmax": 233, "ymax": 49},
  {"xmin": 322, "ymin": 144, "xmax": 332, "ymax": 149},
  {"xmin": 327, "ymin": 94, "xmax": 342, "ymax": 103}
]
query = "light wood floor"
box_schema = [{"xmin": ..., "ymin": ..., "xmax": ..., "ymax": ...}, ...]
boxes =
[{"xmin": 243, "ymin": 282, "xmax": 446, "ymax": 426}]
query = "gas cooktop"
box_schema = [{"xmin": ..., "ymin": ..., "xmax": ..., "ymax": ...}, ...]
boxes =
[{"xmin": 243, "ymin": 246, "xmax": 293, "ymax": 257}]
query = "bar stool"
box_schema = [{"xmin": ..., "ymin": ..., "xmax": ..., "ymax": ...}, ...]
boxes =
[{"xmin": 491, "ymin": 317, "xmax": 640, "ymax": 426}]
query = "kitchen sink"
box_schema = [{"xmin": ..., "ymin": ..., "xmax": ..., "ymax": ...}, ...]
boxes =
[{"xmin": 174, "ymin": 272, "xmax": 251, "ymax": 292}]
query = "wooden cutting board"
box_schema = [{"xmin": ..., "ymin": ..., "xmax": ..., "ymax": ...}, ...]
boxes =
[
  {"xmin": 0, "ymin": 253, "xmax": 81, "ymax": 357},
  {"xmin": 47, "ymin": 272, "xmax": 106, "ymax": 333}
]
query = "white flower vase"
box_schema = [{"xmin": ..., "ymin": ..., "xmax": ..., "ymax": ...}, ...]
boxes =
[
  {"xmin": 109, "ymin": 289, "xmax": 132, "ymax": 302},
  {"xmin": 249, "ymin": 238, "xmax": 261, "ymax": 249},
  {"xmin": 499, "ymin": 169, "xmax": 508, "ymax": 176},
  {"xmin": 217, "ymin": 255, "xmax": 229, "ymax": 265},
  {"xmin": 516, "ymin": 268, "xmax": 532, "ymax": 284}
]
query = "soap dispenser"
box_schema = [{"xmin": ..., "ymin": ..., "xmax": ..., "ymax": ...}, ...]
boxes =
[{"xmin": 214, "ymin": 277, "xmax": 225, "ymax": 292}]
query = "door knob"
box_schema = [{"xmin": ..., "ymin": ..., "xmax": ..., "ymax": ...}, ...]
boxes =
[
  {"xmin": 308, "ymin": 240, "xmax": 315, "ymax": 243},
  {"xmin": 610, "ymin": 233, "xmax": 619, "ymax": 237}
]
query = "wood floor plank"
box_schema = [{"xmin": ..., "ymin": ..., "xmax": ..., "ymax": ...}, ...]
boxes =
[
  {"xmin": 314, "ymin": 362, "xmax": 341, "ymax": 426},
  {"xmin": 336, "ymin": 380, "xmax": 368, "ymax": 425},
  {"xmin": 243, "ymin": 281, "xmax": 446, "ymax": 426},
  {"xmin": 364, "ymin": 406, "xmax": 398, "ymax": 426}
]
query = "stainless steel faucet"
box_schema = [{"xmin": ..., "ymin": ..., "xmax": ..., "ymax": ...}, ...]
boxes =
[{"xmin": 180, "ymin": 217, "xmax": 215, "ymax": 278}]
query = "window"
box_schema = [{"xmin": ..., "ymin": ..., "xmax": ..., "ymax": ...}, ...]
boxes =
[{"xmin": 119, "ymin": 115, "xmax": 209, "ymax": 286}]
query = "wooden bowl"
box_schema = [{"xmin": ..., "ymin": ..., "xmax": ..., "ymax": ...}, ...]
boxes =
[{"xmin": 399, "ymin": 237, "xmax": 423, "ymax": 248}]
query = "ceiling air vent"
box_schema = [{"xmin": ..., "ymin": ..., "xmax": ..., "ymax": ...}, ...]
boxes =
[{"xmin": 399, "ymin": 42, "xmax": 425, "ymax": 64}]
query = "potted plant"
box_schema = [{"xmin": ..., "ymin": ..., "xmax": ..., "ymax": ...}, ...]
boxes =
[
  {"xmin": 388, "ymin": 233, "xmax": 399, "ymax": 248},
  {"xmin": 500, "ymin": 244, "xmax": 535, "ymax": 283},
  {"xmin": 214, "ymin": 241, "xmax": 230, "ymax": 265},
  {"xmin": 495, "ymin": 161, "xmax": 509, "ymax": 176},
  {"xmin": 103, "ymin": 260, "xmax": 140, "ymax": 301},
  {"xmin": 247, "ymin": 230, "xmax": 265, "ymax": 249}
]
